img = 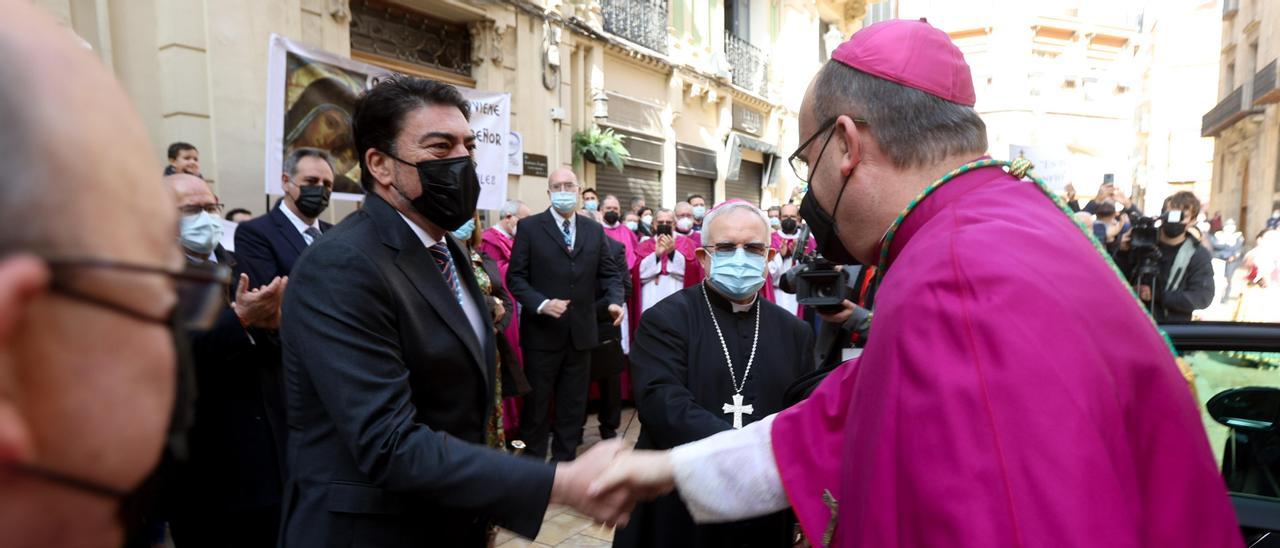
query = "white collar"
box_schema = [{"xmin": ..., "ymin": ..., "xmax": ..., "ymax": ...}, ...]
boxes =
[
  {"xmin": 279, "ymin": 201, "xmax": 317, "ymax": 234},
  {"xmin": 730, "ymin": 296, "xmax": 757, "ymax": 313},
  {"xmin": 777, "ymin": 230, "xmax": 800, "ymax": 240},
  {"xmin": 495, "ymin": 223, "xmax": 513, "ymax": 238},
  {"xmin": 396, "ymin": 212, "xmax": 441, "ymax": 248}
]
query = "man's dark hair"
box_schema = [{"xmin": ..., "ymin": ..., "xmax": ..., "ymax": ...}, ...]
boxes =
[
  {"xmin": 167, "ymin": 141, "xmax": 198, "ymax": 160},
  {"xmin": 582, "ymin": 187, "xmax": 598, "ymax": 198},
  {"xmin": 1163, "ymin": 191, "xmax": 1201, "ymax": 219},
  {"xmin": 284, "ymin": 147, "xmax": 336, "ymax": 178},
  {"xmin": 1095, "ymin": 201, "xmax": 1117, "ymax": 220},
  {"xmin": 225, "ymin": 208, "xmax": 252, "ymax": 221},
  {"xmin": 352, "ymin": 75, "xmax": 470, "ymax": 192},
  {"xmin": 687, "ymin": 194, "xmax": 705, "ymax": 204},
  {"xmin": 812, "ymin": 62, "xmax": 987, "ymax": 170}
]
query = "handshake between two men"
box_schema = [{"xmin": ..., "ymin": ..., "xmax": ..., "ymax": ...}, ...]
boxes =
[{"xmin": 547, "ymin": 440, "xmax": 678, "ymax": 528}]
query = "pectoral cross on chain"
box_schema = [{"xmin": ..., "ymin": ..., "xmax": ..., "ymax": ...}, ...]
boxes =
[{"xmin": 722, "ymin": 393, "xmax": 753, "ymax": 429}]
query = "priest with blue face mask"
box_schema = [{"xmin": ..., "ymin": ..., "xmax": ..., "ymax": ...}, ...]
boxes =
[{"xmin": 615, "ymin": 200, "xmax": 814, "ymax": 548}]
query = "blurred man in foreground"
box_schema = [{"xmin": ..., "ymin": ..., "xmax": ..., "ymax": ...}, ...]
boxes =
[{"xmin": 0, "ymin": 3, "xmax": 228, "ymax": 546}]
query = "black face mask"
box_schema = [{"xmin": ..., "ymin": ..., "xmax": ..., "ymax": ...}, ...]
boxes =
[
  {"xmin": 385, "ymin": 152, "xmax": 480, "ymax": 231},
  {"xmin": 1162, "ymin": 220, "xmax": 1187, "ymax": 239},
  {"xmin": 799, "ymin": 167, "xmax": 860, "ymax": 265},
  {"xmin": 780, "ymin": 218, "xmax": 798, "ymax": 234},
  {"xmin": 603, "ymin": 210, "xmax": 620, "ymax": 225},
  {"xmin": 294, "ymin": 184, "xmax": 331, "ymax": 218}
]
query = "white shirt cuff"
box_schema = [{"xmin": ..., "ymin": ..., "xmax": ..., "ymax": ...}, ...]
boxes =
[{"xmin": 670, "ymin": 413, "xmax": 789, "ymax": 523}]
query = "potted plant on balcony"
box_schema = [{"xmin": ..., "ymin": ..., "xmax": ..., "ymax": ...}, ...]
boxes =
[{"xmin": 572, "ymin": 125, "xmax": 630, "ymax": 173}]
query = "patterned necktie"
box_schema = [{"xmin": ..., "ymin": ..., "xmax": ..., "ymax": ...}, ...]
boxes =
[
  {"xmin": 561, "ymin": 219, "xmax": 572, "ymax": 250},
  {"xmin": 429, "ymin": 242, "xmax": 465, "ymax": 307},
  {"xmin": 303, "ymin": 226, "xmax": 321, "ymax": 245}
]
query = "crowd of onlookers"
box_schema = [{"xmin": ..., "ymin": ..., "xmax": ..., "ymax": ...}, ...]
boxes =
[{"xmin": 1064, "ymin": 181, "xmax": 1280, "ymax": 322}]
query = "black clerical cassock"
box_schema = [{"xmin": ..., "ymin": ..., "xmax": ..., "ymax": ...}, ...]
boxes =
[{"xmin": 616, "ymin": 281, "xmax": 814, "ymax": 548}]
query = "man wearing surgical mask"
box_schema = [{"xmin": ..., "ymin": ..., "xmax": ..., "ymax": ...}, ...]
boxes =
[
  {"xmin": 673, "ymin": 202, "xmax": 699, "ymax": 241},
  {"xmin": 615, "ymin": 200, "xmax": 812, "ymax": 548},
  {"xmin": 165, "ymin": 173, "xmax": 289, "ymax": 548},
  {"xmin": 507, "ymin": 168, "xmax": 625, "ymax": 463},
  {"xmin": 581, "ymin": 187, "xmax": 601, "ymax": 220},
  {"xmin": 234, "ymin": 147, "xmax": 336, "ymax": 288},
  {"xmin": 765, "ymin": 206, "xmax": 782, "ymax": 232},
  {"xmin": 687, "ymin": 194, "xmax": 707, "ymax": 233}
]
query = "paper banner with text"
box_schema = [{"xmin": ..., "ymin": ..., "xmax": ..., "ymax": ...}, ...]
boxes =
[
  {"xmin": 266, "ymin": 34, "xmax": 510, "ymax": 208},
  {"xmin": 1008, "ymin": 144, "xmax": 1069, "ymax": 193}
]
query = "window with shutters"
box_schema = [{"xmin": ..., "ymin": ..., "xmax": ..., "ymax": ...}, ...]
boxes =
[{"xmin": 725, "ymin": 160, "xmax": 764, "ymax": 206}]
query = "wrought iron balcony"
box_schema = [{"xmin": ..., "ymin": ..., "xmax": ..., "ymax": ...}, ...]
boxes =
[
  {"xmin": 725, "ymin": 32, "xmax": 767, "ymax": 95},
  {"xmin": 1254, "ymin": 60, "xmax": 1280, "ymax": 105},
  {"xmin": 1202, "ymin": 83, "xmax": 1263, "ymax": 137},
  {"xmin": 601, "ymin": 0, "xmax": 669, "ymax": 54}
]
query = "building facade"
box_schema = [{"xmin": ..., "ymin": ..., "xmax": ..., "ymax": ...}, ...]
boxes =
[
  {"xmin": 1203, "ymin": 0, "xmax": 1280, "ymax": 243},
  {"xmin": 34, "ymin": 0, "xmax": 865, "ymax": 221},
  {"xmin": 1133, "ymin": 0, "xmax": 1220, "ymax": 216},
  {"xmin": 895, "ymin": 0, "xmax": 1144, "ymax": 200}
]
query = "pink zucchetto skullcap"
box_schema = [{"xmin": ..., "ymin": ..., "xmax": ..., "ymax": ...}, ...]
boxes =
[
  {"xmin": 830, "ymin": 19, "xmax": 976, "ymax": 107},
  {"xmin": 710, "ymin": 198, "xmax": 752, "ymax": 212}
]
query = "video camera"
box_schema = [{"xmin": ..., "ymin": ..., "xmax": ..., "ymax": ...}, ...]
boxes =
[{"xmin": 777, "ymin": 225, "xmax": 851, "ymax": 314}]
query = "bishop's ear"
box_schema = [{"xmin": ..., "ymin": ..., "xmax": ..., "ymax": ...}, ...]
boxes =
[
  {"xmin": 694, "ymin": 246, "xmax": 712, "ymax": 272},
  {"xmin": 836, "ymin": 115, "xmax": 862, "ymax": 178}
]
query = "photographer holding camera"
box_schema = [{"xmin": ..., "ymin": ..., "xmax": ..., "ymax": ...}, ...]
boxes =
[{"xmin": 1113, "ymin": 191, "xmax": 1214, "ymax": 322}]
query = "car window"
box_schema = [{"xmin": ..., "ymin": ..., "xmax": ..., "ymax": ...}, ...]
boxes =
[{"xmin": 1183, "ymin": 350, "xmax": 1280, "ymax": 501}]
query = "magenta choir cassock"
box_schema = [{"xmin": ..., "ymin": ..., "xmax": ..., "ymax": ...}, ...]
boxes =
[{"xmin": 770, "ymin": 164, "xmax": 1242, "ymax": 547}]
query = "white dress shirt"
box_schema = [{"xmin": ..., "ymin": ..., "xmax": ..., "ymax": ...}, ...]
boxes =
[
  {"xmin": 771, "ymin": 231, "xmax": 800, "ymax": 315},
  {"xmin": 396, "ymin": 212, "xmax": 488, "ymax": 345},
  {"xmin": 537, "ymin": 208, "xmax": 579, "ymax": 315},
  {"xmin": 550, "ymin": 207, "xmax": 577, "ymax": 249},
  {"xmin": 279, "ymin": 202, "xmax": 321, "ymax": 245}
]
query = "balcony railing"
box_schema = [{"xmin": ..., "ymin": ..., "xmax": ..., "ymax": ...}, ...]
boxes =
[
  {"xmin": 601, "ymin": 0, "xmax": 668, "ymax": 54},
  {"xmin": 1253, "ymin": 60, "xmax": 1279, "ymax": 105},
  {"xmin": 1202, "ymin": 83, "xmax": 1263, "ymax": 137},
  {"xmin": 725, "ymin": 33, "xmax": 767, "ymax": 95}
]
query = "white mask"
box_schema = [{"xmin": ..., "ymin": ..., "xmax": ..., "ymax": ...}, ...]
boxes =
[
  {"xmin": 180, "ymin": 211, "xmax": 223, "ymax": 255},
  {"xmin": 641, "ymin": 215, "xmax": 654, "ymax": 226},
  {"xmin": 676, "ymin": 217, "xmax": 695, "ymax": 233}
]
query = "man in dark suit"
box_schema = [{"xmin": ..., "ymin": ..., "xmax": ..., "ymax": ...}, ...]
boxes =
[
  {"xmin": 279, "ymin": 76, "xmax": 629, "ymax": 548},
  {"xmin": 507, "ymin": 168, "xmax": 625, "ymax": 462},
  {"xmin": 234, "ymin": 147, "xmax": 336, "ymax": 288},
  {"xmin": 591, "ymin": 236, "xmax": 631, "ymax": 440},
  {"xmin": 163, "ymin": 174, "xmax": 289, "ymax": 548}
]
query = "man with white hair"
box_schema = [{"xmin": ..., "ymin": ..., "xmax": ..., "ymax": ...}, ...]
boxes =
[{"xmin": 615, "ymin": 200, "xmax": 813, "ymax": 548}]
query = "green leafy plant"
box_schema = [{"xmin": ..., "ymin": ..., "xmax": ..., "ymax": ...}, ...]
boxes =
[{"xmin": 572, "ymin": 126, "xmax": 631, "ymax": 173}]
